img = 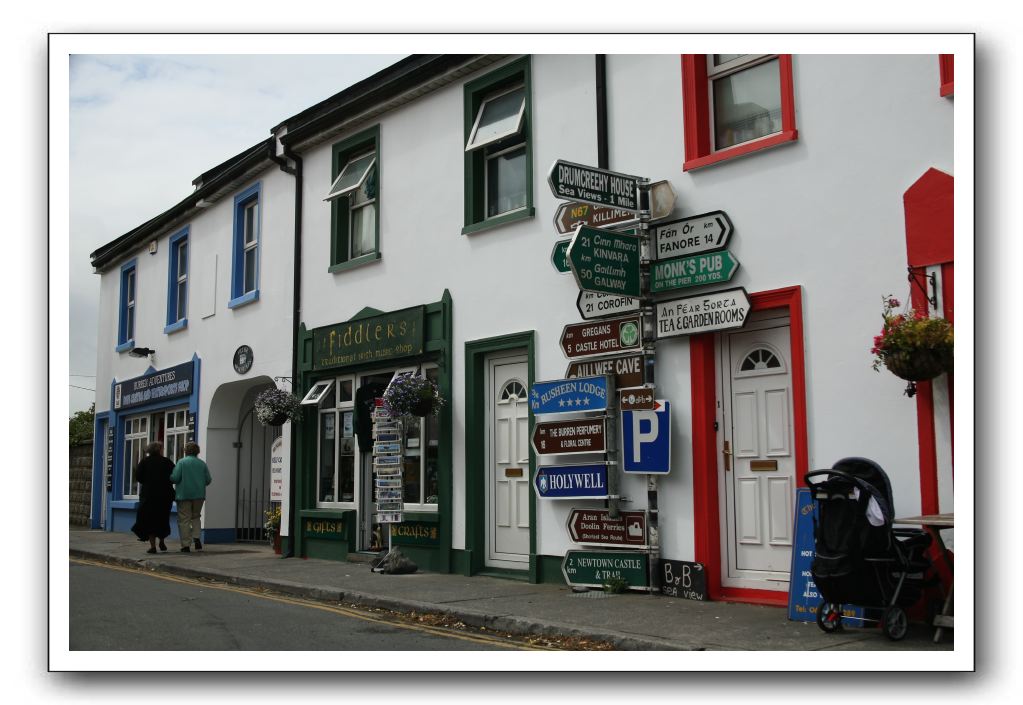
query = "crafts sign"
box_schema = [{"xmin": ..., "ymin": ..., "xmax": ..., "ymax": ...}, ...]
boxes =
[
  {"xmin": 566, "ymin": 353, "xmax": 648, "ymax": 391},
  {"xmin": 534, "ymin": 464, "xmax": 609, "ymax": 499},
  {"xmin": 529, "ymin": 375, "xmax": 611, "ymax": 415},
  {"xmin": 531, "ymin": 418, "xmax": 607, "ymax": 456},
  {"xmin": 548, "ymin": 159, "xmax": 643, "ymax": 212},
  {"xmin": 562, "ymin": 550, "xmax": 650, "ymax": 590},
  {"xmin": 567, "ymin": 509, "xmax": 648, "ymax": 548},
  {"xmin": 651, "ymin": 250, "xmax": 740, "ymax": 293},
  {"xmin": 568, "ymin": 226, "xmax": 642, "ymax": 297},
  {"xmin": 655, "ymin": 287, "xmax": 751, "ymax": 339},
  {"xmin": 554, "ymin": 200, "xmax": 638, "ymax": 234},
  {"xmin": 560, "ymin": 316, "xmax": 641, "ymax": 359},
  {"xmin": 653, "ymin": 210, "xmax": 733, "ymax": 260}
]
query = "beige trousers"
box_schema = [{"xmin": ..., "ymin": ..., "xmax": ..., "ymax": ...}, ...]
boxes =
[{"xmin": 176, "ymin": 499, "xmax": 205, "ymax": 548}]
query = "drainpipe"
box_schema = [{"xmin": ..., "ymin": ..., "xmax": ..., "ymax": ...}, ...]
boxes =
[
  {"xmin": 270, "ymin": 139, "xmax": 302, "ymax": 558},
  {"xmin": 596, "ymin": 54, "xmax": 609, "ymax": 169}
]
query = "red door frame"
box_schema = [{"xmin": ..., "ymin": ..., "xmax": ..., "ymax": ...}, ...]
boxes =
[{"xmin": 690, "ymin": 285, "xmax": 808, "ymax": 606}]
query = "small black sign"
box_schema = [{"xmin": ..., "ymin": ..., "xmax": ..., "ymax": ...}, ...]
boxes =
[
  {"xmin": 659, "ymin": 559, "xmax": 708, "ymax": 601},
  {"xmin": 233, "ymin": 345, "xmax": 253, "ymax": 374}
]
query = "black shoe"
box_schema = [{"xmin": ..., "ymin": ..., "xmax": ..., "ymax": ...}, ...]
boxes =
[
  {"xmin": 159, "ymin": 540, "xmax": 167, "ymax": 552},
  {"xmin": 146, "ymin": 548, "xmax": 156, "ymax": 554},
  {"xmin": 180, "ymin": 546, "xmax": 191, "ymax": 553},
  {"xmin": 194, "ymin": 538, "xmax": 202, "ymax": 551}
]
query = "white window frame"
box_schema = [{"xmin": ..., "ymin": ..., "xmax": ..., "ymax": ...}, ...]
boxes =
[
  {"xmin": 125, "ymin": 269, "xmax": 136, "ymax": 341},
  {"xmin": 164, "ymin": 408, "xmax": 189, "ymax": 464},
  {"xmin": 465, "ymin": 83, "xmax": 526, "ymax": 152},
  {"xmin": 301, "ymin": 379, "xmax": 335, "ymax": 406},
  {"xmin": 706, "ymin": 54, "xmax": 781, "ymax": 152},
  {"xmin": 400, "ymin": 364, "xmax": 440, "ymax": 512},
  {"xmin": 175, "ymin": 239, "xmax": 188, "ymax": 322},
  {"xmin": 315, "ymin": 375, "xmax": 356, "ymax": 509},
  {"xmin": 324, "ymin": 150, "xmax": 377, "ymax": 203},
  {"xmin": 122, "ymin": 415, "xmax": 149, "ymax": 499},
  {"xmin": 242, "ymin": 199, "xmax": 259, "ymax": 294},
  {"xmin": 483, "ymin": 140, "xmax": 528, "ymax": 219}
]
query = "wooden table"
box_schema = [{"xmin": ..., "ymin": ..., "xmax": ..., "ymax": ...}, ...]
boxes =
[{"xmin": 894, "ymin": 513, "xmax": 953, "ymax": 642}]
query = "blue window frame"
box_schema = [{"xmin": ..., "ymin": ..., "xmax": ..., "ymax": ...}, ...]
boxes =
[
  {"xmin": 229, "ymin": 182, "xmax": 261, "ymax": 309},
  {"xmin": 116, "ymin": 259, "xmax": 137, "ymax": 353},
  {"xmin": 165, "ymin": 226, "xmax": 189, "ymax": 333}
]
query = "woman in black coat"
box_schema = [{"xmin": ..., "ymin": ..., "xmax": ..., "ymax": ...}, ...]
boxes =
[{"xmin": 130, "ymin": 442, "xmax": 176, "ymax": 553}]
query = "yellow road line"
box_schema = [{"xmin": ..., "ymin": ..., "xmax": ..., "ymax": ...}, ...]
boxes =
[{"xmin": 70, "ymin": 557, "xmax": 553, "ymax": 650}]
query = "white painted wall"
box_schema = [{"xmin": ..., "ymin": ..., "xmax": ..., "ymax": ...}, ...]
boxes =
[{"xmin": 298, "ymin": 54, "xmax": 954, "ymax": 564}]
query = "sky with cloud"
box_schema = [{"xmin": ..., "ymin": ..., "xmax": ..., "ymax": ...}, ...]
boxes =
[{"xmin": 68, "ymin": 54, "xmax": 404, "ymax": 413}]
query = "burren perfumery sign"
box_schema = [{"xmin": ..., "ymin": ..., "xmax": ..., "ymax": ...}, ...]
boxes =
[
  {"xmin": 313, "ymin": 306, "xmax": 425, "ymax": 370},
  {"xmin": 113, "ymin": 361, "xmax": 194, "ymax": 411}
]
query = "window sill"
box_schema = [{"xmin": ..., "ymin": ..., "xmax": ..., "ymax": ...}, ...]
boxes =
[
  {"xmin": 683, "ymin": 130, "xmax": 798, "ymax": 172},
  {"xmin": 328, "ymin": 252, "xmax": 381, "ymax": 275},
  {"xmin": 163, "ymin": 318, "xmax": 188, "ymax": 335},
  {"xmin": 461, "ymin": 207, "xmax": 535, "ymax": 236},
  {"xmin": 110, "ymin": 499, "xmax": 138, "ymax": 510},
  {"xmin": 115, "ymin": 339, "xmax": 135, "ymax": 354},
  {"xmin": 228, "ymin": 290, "xmax": 260, "ymax": 310}
]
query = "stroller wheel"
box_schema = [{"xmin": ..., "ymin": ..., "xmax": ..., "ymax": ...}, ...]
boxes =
[
  {"xmin": 882, "ymin": 605, "xmax": 908, "ymax": 641},
  {"xmin": 816, "ymin": 602, "xmax": 843, "ymax": 633}
]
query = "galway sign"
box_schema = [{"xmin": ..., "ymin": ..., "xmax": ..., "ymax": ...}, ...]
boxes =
[
  {"xmin": 529, "ymin": 375, "xmax": 612, "ymax": 415},
  {"xmin": 568, "ymin": 225, "xmax": 642, "ymax": 298},
  {"xmin": 655, "ymin": 287, "xmax": 752, "ymax": 339},
  {"xmin": 534, "ymin": 464, "xmax": 609, "ymax": 500},
  {"xmin": 548, "ymin": 159, "xmax": 643, "ymax": 212}
]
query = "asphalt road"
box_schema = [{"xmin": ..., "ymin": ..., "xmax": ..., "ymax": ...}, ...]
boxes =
[{"xmin": 69, "ymin": 559, "xmax": 530, "ymax": 651}]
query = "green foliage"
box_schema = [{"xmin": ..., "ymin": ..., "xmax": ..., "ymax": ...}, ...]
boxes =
[
  {"xmin": 602, "ymin": 576, "xmax": 629, "ymax": 594},
  {"xmin": 870, "ymin": 295, "xmax": 953, "ymax": 372},
  {"xmin": 69, "ymin": 403, "xmax": 95, "ymax": 446}
]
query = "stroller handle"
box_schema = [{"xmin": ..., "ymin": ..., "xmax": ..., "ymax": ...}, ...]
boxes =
[{"xmin": 804, "ymin": 468, "xmax": 862, "ymax": 486}]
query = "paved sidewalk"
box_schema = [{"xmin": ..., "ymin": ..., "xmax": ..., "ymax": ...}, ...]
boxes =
[{"xmin": 68, "ymin": 528, "xmax": 953, "ymax": 651}]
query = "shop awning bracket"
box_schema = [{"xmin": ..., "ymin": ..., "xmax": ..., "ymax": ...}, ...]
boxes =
[{"xmin": 907, "ymin": 266, "xmax": 938, "ymax": 310}]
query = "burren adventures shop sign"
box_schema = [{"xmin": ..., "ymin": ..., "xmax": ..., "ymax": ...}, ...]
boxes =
[
  {"xmin": 113, "ymin": 360, "xmax": 195, "ymax": 411},
  {"xmin": 313, "ymin": 306, "xmax": 425, "ymax": 370}
]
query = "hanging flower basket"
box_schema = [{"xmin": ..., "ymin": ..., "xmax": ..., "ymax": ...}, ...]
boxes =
[
  {"xmin": 254, "ymin": 388, "xmax": 302, "ymax": 426},
  {"xmin": 383, "ymin": 373, "xmax": 445, "ymax": 418},
  {"xmin": 871, "ymin": 296, "xmax": 954, "ymax": 385}
]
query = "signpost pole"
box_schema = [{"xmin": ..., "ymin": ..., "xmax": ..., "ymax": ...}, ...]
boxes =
[{"xmin": 637, "ymin": 183, "xmax": 660, "ymax": 594}]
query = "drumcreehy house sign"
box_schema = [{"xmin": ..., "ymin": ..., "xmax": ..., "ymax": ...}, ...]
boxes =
[
  {"xmin": 113, "ymin": 361, "xmax": 194, "ymax": 411},
  {"xmin": 312, "ymin": 306, "xmax": 425, "ymax": 370}
]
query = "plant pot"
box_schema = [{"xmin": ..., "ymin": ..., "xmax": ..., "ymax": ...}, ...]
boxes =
[
  {"xmin": 265, "ymin": 411, "xmax": 290, "ymax": 427},
  {"xmin": 410, "ymin": 398, "xmax": 435, "ymax": 417},
  {"xmin": 884, "ymin": 346, "xmax": 953, "ymax": 382},
  {"xmin": 272, "ymin": 531, "xmax": 282, "ymax": 555}
]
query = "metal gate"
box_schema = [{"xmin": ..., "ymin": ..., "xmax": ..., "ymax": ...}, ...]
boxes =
[{"xmin": 235, "ymin": 406, "xmax": 279, "ymax": 542}]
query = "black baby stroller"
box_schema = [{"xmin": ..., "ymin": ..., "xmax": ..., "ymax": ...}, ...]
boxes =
[{"xmin": 804, "ymin": 457, "xmax": 935, "ymax": 640}]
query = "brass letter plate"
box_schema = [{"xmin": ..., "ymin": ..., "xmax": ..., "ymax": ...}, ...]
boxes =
[
  {"xmin": 750, "ymin": 460, "xmax": 779, "ymax": 472},
  {"xmin": 505, "ymin": 467, "xmax": 523, "ymax": 478}
]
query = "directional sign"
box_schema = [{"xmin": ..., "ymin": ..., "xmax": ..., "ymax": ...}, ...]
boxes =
[
  {"xmin": 566, "ymin": 353, "xmax": 648, "ymax": 391},
  {"xmin": 651, "ymin": 250, "xmax": 740, "ymax": 293},
  {"xmin": 653, "ymin": 210, "xmax": 733, "ymax": 260},
  {"xmin": 560, "ymin": 315, "xmax": 641, "ymax": 359},
  {"xmin": 562, "ymin": 550, "xmax": 650, "ymax": 590},
  {"xmin": 568, "ymin": 225, "xmax": 642, "ymax": 297},
  {"xmin": 551, "ymin": 240, "xmax": 571, "ymax": 274},
  {"xmin": 576, "ymin": 290, "xmax": 640, "ymax": 320},
  {"xmin": 567, "ymin": 509, "xmax": 648, "ymax": 548},
  {"xmin": 529, "ymin": 375, "xmax": 611, "ymax": 415},
  {"xmin": 660, "ymin": 559, "xmax": 708, "ymax": 601},
  {"xmin": 621, "ymin": 400, "xmax": 671, "ymax": 474},
  {"xmin": 619, "ymin": 386, "xmax": 655, "ymax": 411},
  {"xmin": 554, "ymin": 201, "xmax": 638, "ymax": 235},
  {"xmin": 548, "ymin": 159, "xmax": 643, "ymax": 212},
  {"xmin": 534, "ymin": 464, "xmax": 609, "ymax": 500},
  {"xmin": 656, "ymin": 287, "xmax": 751, "ymax": 339},
  {"xmin": 531, "ymin": 418, "xmax": 607, "ymax": 456}
]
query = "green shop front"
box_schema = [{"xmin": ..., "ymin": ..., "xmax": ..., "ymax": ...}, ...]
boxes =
[{"xmin": 293, "ymin": 293, "xmax": 452, "ymax": 572}]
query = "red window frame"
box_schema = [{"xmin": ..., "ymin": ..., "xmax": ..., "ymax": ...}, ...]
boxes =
[
  {"xmin": 681, "ymin": 54, "xmax": 798, "ymax": 172},
  {"xmin": 939, "ymin": 54, "xmax": 954, "ymax": 97}
]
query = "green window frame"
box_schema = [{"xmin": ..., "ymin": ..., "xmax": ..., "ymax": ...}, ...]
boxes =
[
  {"xmin": 328, "ymin": 125, "xmax": 381, "ymax": 273},
  {"xmin": 462, "ymin": 56, "xmax": 534, "ymax": 235}
]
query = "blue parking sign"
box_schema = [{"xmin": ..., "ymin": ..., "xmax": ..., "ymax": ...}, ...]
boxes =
[{"xmin": 621, "ymin": 400, "xmax": 671, "ymax": 474}]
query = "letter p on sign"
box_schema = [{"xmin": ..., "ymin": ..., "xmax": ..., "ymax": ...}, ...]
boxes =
[{"xmin": 621, "ymin": 400, "xmax": 671, "ymax": 474}]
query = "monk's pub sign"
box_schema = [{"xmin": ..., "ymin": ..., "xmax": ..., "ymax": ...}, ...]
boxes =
[{"xmin": 313, "ymin": 306, "xmax": 425, "ymax": 370}]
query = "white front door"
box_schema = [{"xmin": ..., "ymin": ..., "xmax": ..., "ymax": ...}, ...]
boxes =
[
  {"xmin": 486, "ymin": 354, "xmax": 530, "ymax": 569},
  {"xmin": 719, "ymin": 315, "xmax": 796, "ymax": 591}
]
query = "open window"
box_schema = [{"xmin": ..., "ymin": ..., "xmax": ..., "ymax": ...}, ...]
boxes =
[
  {"xmin": 465, "ymin": 84, "xmax": 525, "ymax": 152},
  {"xmin": 301, "ymin": 379, "xmax": 335, "ymax": 406}
]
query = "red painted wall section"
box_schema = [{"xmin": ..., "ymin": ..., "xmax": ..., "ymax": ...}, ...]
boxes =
[{"xmin": 904, "ymin": 168, "xmax": 953, "ymax": 268}]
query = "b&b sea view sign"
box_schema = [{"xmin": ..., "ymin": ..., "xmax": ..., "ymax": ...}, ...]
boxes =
[
  {"xmin": 548, "ymin": 159, "xmax": 643, "ymax": 212},
  {"xmin": 651, "ymin": 250, "xmax": 740, "ymax": 293},
  {"xmin": 656, "ymin": 287, "xmax": 752, "ymax": 339},
  {"xmin": 568, "ymin": 225, "xmax": 642, "ymax": 298},
  {"xmin": 529, "ymin": 375, "xmax": 611, "ymax": 415},
  {"xmin": 313, "ymin": 306, "xmax": 424, "ymax": 370},
  {"xmin": 113, "ymin": 360, "xmax": 194, "ymax": 411},
  {"xmin": 562, "ymin": 550, "xmax": 650, "ymax": 590},
  {"xmin": 534, "ymin": 464, "xmax": 609, "ymax": 499}
]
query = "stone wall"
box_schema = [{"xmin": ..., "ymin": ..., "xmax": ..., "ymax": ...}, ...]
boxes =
[{"xmin": 70, "ymin": 441, "xmax": 93, "ymax": 526}]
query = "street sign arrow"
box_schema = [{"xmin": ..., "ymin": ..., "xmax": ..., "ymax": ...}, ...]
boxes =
[
  {"xmin": 529, "ymin": 375, "xmax": 613, "ymax": 415},
  {"xmin": 562, "ymin": 550, "xmax": 650, "ymax": 590},
  {"xmin": 548, "ymin": 159, "xmax": 644, "ymax": 212},
  {"xmin": 619, "ymin": 386, "xmax": 655, "ymax": 411},
  {"xmin": 576, "ymin": 290, "xmax": 640, "ymax": 320},
  {"xmin": 560, "ymin": 315, "xmax": 641, "ymax": 359},
  {"xmin": 551, "ymin": 239, "xmax": 571, "ymax": 274},
  {"xmin": 553, "ymin": 201, "xmax": 638, "ymax": 235},
  {"xmin": 566, "ymin": 352, "xmax": 648, "ymax": 391},
  {"xmin": 567, "ymin": 509, "xmax": 648, "ymax": 548},
  {"xmin": 567, "ymin": 225, "xmax": 642, "ymax": 297},
  {"xmin": 656, "ymin": 287, "xmax": 752, "ymax": 339},
  {"xmin": 653, "ymin": 210, "xmax": 733, "ymax": 260},
  {"xmin": 650, "ymin": 250, "xmax": 740, "ymax": 293},
  {"xmin": 531, "ymin": 417, "xmax": 607, "ymax": 456}
]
